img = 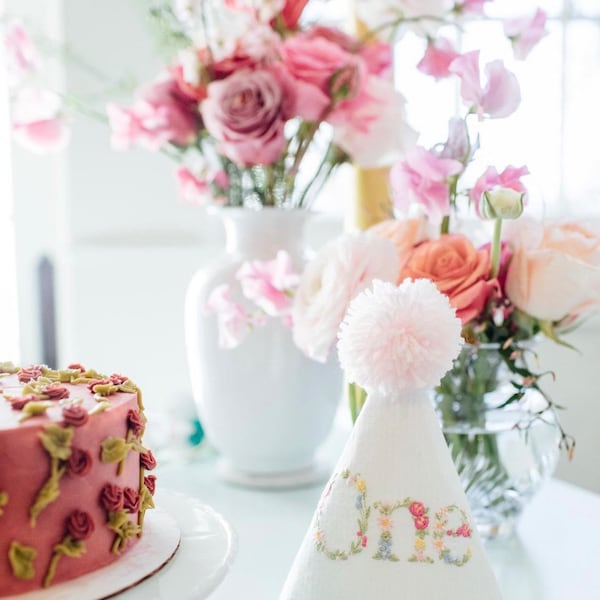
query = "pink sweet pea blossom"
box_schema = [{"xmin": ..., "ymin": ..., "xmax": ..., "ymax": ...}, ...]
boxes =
[
  {"xmin": 390, "ymin": 146, "xmax": 463, "ymax": 217},
  {"xmin": 450, "ymin": 51, "xmax": 521, "ymax": 118},
  {"xmin": 439, "ymin": 118, "xmax": 471, "ymax": 162},
  {"xmin": 206, "ymin": 284, "xmax": 252, "ymax": 349},
  {"xmin": 504, "ymin": 9, "xmax": 548, "ymax": 60},
  {"xmin": 11, "ymin": 88, "xmax": 70, "ymax": 153},
  {"xmin": 280, "ymin": 0, "xmax": 310, "ymax": 28},
  {"xmin": 417, "ymin": 38, "xmax": 460, "ymax": 80},
  {"xmin": 4, "ymin": 21, "xmax": 38, "ymax": 84},
  {"xmin": 469, "ymin": 165, "xmax": 529, "ymax": 213},
  {"xmin": 176, "ymin": 166, "xmax": 229, "ymax": 205},
  {"xmin": 236, "ymin": 250, "xmax": 300, "ymax": 321},
  {"xmin": 107, "ymin": 78, "xmax": 198, "ymax": 151}
]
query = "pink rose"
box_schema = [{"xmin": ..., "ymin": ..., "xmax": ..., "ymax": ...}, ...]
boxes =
[
  {"xmin": 390, "ymin": 146, "xmax": 463, "ymax": 218},
  {"xmin": 66, "ymin": 510, "xmax": 94, "ymax": 541},
  {"xmin": 414, "ymin": 516, "xmax": 430, "ymax": 531},
  {"xmin": 44, "ymin": 384, "xmax": 70, "ymax": 401},
  {"xmin": 292, "ymin": 233, "xmax": 399, "ymax": 362},
  {"xmin": 17, "ymin": 365, "xmax": 43, "ymax": 383},
  {"xmin": 417, "ymin": 38, "xmax": 460, "ymax": 80},
  {"xmin": 100, "ymin": 483, "xmax": 124, "ymax": 513},
  {"xmin": 409, "ymin": 501, "xmax": 425, "ymax": 517},
  {"xmin": 201, "ymin": 69, "xmax": 288, "ymax": 166},
  {"xmin": 107, "ymin": 78, "xmax": 198, "ymax": 151},
  {"xmin": 109, "ymin": 374, "xmax": 128, "ymax": 385},
  {"xmin": 504, "ymin": 9, "xmax": 548, "ymax": 60},
  {"xmin": 144, "ymin": 475, "xmax": 157, "ymax": 496},
  {"xmin": 127, "ymin": 409, "xmax": 145, "ymax": 438},
  {"xmin": 369, "ymin": 216, "xmax": 429, "ymax": 280},
  {"xmin": 10, "ymin": 394, "xmax": 37, "ymax": 410},
  {"xmin": 400, "ymin": 234, "xmax": 499, "ymax": 324},
  {"xmin": 67, "ymin": 363, "xmax": 86, "ymax": 372},
  {"xmin": 450, "ymin": 51, "xmax": 521, "ymax": 118},
  {"xmin": 505, "ymin": 219, "xmax": 600, "ymax": 322}
]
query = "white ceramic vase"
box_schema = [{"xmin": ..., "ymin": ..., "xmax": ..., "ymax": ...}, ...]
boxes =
[{"xmin": 185, "ymin": 208, "xmax": 343, "ymax": 487}]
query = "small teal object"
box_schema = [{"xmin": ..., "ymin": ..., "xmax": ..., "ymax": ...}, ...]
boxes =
[{"xmin": 188, "ymin": 418, "xmax": 204, "ymax": 446}]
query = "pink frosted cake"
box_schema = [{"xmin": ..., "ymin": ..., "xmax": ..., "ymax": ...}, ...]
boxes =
[{"xmin": 0, "ymin": 362, "xmax": 157, "ymax": 596}]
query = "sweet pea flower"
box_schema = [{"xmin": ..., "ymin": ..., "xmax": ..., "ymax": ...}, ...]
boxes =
[
  {"xmin": 293, "ymin": 233, "xmax": 399, "ymax": 362},
  {"xmin": 505, "ymin": 219, "xmax": 600, "ymax": 322},
  {"xmin": 236, "ymin": 250, "xmax": 300, "ymax": 320},
  {"xmin": 280, "ymin": 0, "xmax": 309, "ymax": 29},
  {"xmin": 201, "ymin": 68, "xmax": 290, "ymax": 165},
  {"xmin": 4, "ymin": 21, "xmax": 38, "ymax": 85},
  {"xmin": 107, "ymin": 78, "xmax": 198, "ymax": 151},
  {"xmin": 504, "ymin": 9, "xmax": 548, "ymax": 60},
  {"xmin": 439, "ymin": 117, "xmax": 471, "ymax": 163},
  {"xmin": 11, "ymin": 88, "xmax": 70, "ymax": 153},
  {"xmin": 450, "ymin": 51, "xmax": 521, "ymax": 118},
  {"xmin": 469, "ymin": 165, "xmax": 529, "ymax": 214},
  {"xmin": 176, "ymin": 167, "xmax": 228, "ymax": 205},
  {"xmin": 206, "ymin": 284, "xmax": 252, "ymax": 349},
  {"xmin": 417, "ymin": 38, "xmax": 460, "ymax": 80},
  {"xmin": 390, "ymin": 146, "xmax": 463, "ymax": 218}
]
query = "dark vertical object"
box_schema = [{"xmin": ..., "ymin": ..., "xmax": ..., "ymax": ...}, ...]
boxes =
[{"xmin": 38, "ymin": 256, "xmax": 57, "ymax": 369}]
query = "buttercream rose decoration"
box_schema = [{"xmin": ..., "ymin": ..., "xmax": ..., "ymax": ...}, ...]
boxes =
[
  {"xmin": 201, "ymin": 68, "xmax": 289, "ymax": 166},
  {"xmin": 66, "ymin": 510, "xmax": 95, "ymax": 541},
  {"xmin": 400, "ymin": 234, "xmax": 498, "ymax": 324},
  {"xmin": 505, "ymin": 219, "xmax": 600, "ymax": 322}
]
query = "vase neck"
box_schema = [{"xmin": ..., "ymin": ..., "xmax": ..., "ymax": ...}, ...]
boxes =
[{"xmin": 220, "ymin": 209, "xmax": 310, "ymax": 258}]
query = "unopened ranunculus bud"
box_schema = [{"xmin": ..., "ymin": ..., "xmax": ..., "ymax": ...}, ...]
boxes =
[{"xmin": 480, "ymin": 187, "xmax": 524, "ymax": 219}]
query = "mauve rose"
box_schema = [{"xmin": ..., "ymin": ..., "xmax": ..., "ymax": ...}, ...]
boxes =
[
  {"xmin": 66, "ymin": 510, "xmax": 94, "ymax": 541},
  {"xmin": 18, "ymin": 365, "xmax": 42, "ymax": 383},
  {"xmin": 67, "ymin": 363, "xmax": 85, "ymax": 372},
  {"xmin": 201, "ymin": 69, "xmax": 288, "ymax": 166},
  {"xmin": 67, "ymin": 448, "xmax": 92, "ymax": 477},
  {"xmin": 505, "ymin": 219, "xmax": 600, "ymax": 321},
  {"xmin": 400, "ymin": 234, "xmax": 499, "ymax": 324},
  {"xmin": 123, "ymin": 487, "xmax": 141, "ymax": 513},
  {"xmin": 144, "ymin": 475, "xmax": 157, "ymax": 496},
  {"xmin": 62, "ymin": 405, "xmax": 89, "ymax": 428},
  {"xmin": 127, "ymin": 409, "xmax": 145, "ymax": 438},
  {"xmin": 87, "ymin": 378, "xmax": 111, "ymax": 392},
  {"xmin": 140, "ymin": 450, "xmax": 157, "ymax": 471},
  {"xmin": 414, "ymin": 516, "xmax": 430, "ymax": 531},
  {"xmin": 44, "ymin": 384, "xmax": 70, "ymax": 401},
  {"xmin": 100, "ymin": 483, "xmax": 124, "ymax": 513}
]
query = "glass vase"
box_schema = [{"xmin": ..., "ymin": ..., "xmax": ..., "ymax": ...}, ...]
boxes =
[{"xmin": 432, "ymin": 343, "xmax": 561, "ymax": 539}]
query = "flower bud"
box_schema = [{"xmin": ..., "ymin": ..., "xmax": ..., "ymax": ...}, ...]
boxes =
[{"xmin": 480, "ymin": 187, "xmax": 524, "ymax": 219}]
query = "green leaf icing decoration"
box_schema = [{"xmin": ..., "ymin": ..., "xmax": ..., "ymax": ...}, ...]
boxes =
[
  {"xmin": 19, "ymin": 401, "xmax": 54, "ymax": 422},
  {"xmin": 43, "ymin": 536, "xmax": 86, "ymax": 588},
  {"xmin": 29, "ymin": 424, "xmax": 73, "ymax": 526},
  {"xmin": 30, "ymin": 461, "xmax": 65, "ymax": 527},
  {"xmin": 89, "ymin": 400, "xmax": 111, "ymax": 414},
  {"xmin": 108, "ymin": 510, "xmax": 141, "ymax": 554},
  {"xmin": 101, "ymin": 437, "xmax": 133, "ymax": 464},
  {"xmin": 0, "ymin": 491, "xmax": 8, "ymax": 516},
  {"xmin": 119, "ymin": 380, "xmax": 137, "ymax": 394},
  {"xmin": 39, "ymin": 424, "xmax": 74, "ymax": 461},
  {"xmin": 0, "ymin": 361, "xmax": 19, "ymax": 374},
  {"xmin": 92, "ymin": 383, "xmax": 120, "ymax": 396},
  {"xmin": 8, "ymin": 541, "xmax": 37, "ymax": 580},
  {"xmin": 140, "ymin": 485, "xmax": 155, "ymax": 512}
]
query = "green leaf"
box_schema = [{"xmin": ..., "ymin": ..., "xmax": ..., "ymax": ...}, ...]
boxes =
[{"xmin": 539, "ymin": 320, "xmax": 578, "ymax": 351}]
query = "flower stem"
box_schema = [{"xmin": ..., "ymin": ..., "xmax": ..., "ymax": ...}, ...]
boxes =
[
  {"xmin": 441, "ymin": 215, "xmax": 450, "ymax": 235},
  {"xmin": 490, "ymin": 218, "xmax": 502, "ymax": 278}
]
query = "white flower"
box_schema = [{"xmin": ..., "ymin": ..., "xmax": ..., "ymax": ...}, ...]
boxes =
[{"xmin": 292, "ymin": 234, "xmax": 399, "ymax": 362}]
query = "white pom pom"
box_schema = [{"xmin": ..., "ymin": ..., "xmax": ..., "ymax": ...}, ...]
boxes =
[{"xmin": 337, "ymin": 279, "xmax": 462, "ymax": 395}]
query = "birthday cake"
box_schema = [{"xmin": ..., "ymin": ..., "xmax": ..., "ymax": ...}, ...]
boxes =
[{"xmin": 0, "ymin": 362, "xmax": 157, "ymax": 596}]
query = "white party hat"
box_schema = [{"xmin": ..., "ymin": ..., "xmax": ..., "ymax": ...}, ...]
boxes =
[{"xmin": 281, "ymin": 279, "xmax": 502, "ymax": 600}]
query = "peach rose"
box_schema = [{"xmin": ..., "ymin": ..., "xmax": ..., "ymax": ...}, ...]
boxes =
[
  {"xmin": 369, "ymin": 216, "xmax": 429, "ymax": 281},
  {"xmin": 400, "ymin": 234, "xmax": 497, "ymax": 324},
  {"xmin": 505, "ymin": 219, "xmax": 600, "ymax": 321}
]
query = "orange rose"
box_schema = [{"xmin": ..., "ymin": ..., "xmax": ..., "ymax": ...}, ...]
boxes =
[
  {"xmin": 400, "ymin": 234, "xmax": 497, "ymax": 324},
  {"xmin": 369, "ymin": 216, "xmax": 429, "ymax": 281},
  {"xmin": 505, "ymin": 220, "xmax": 600, "ymax": 321}
]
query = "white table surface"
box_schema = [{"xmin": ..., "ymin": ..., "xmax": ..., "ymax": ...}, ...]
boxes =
[{"xmin": 153, "ymin": 432, "xmax": 600, "ymax": 600}]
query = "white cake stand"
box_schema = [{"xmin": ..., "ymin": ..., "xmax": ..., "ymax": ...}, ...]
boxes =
[{"xmin": 10, "ymin": 490, "xmax": 236, "ymax": 600}]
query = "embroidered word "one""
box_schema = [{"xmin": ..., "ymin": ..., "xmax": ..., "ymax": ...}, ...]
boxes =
[{"xmin": 313, "ymin": 470, "xmax": 473, "ymax": 566}]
